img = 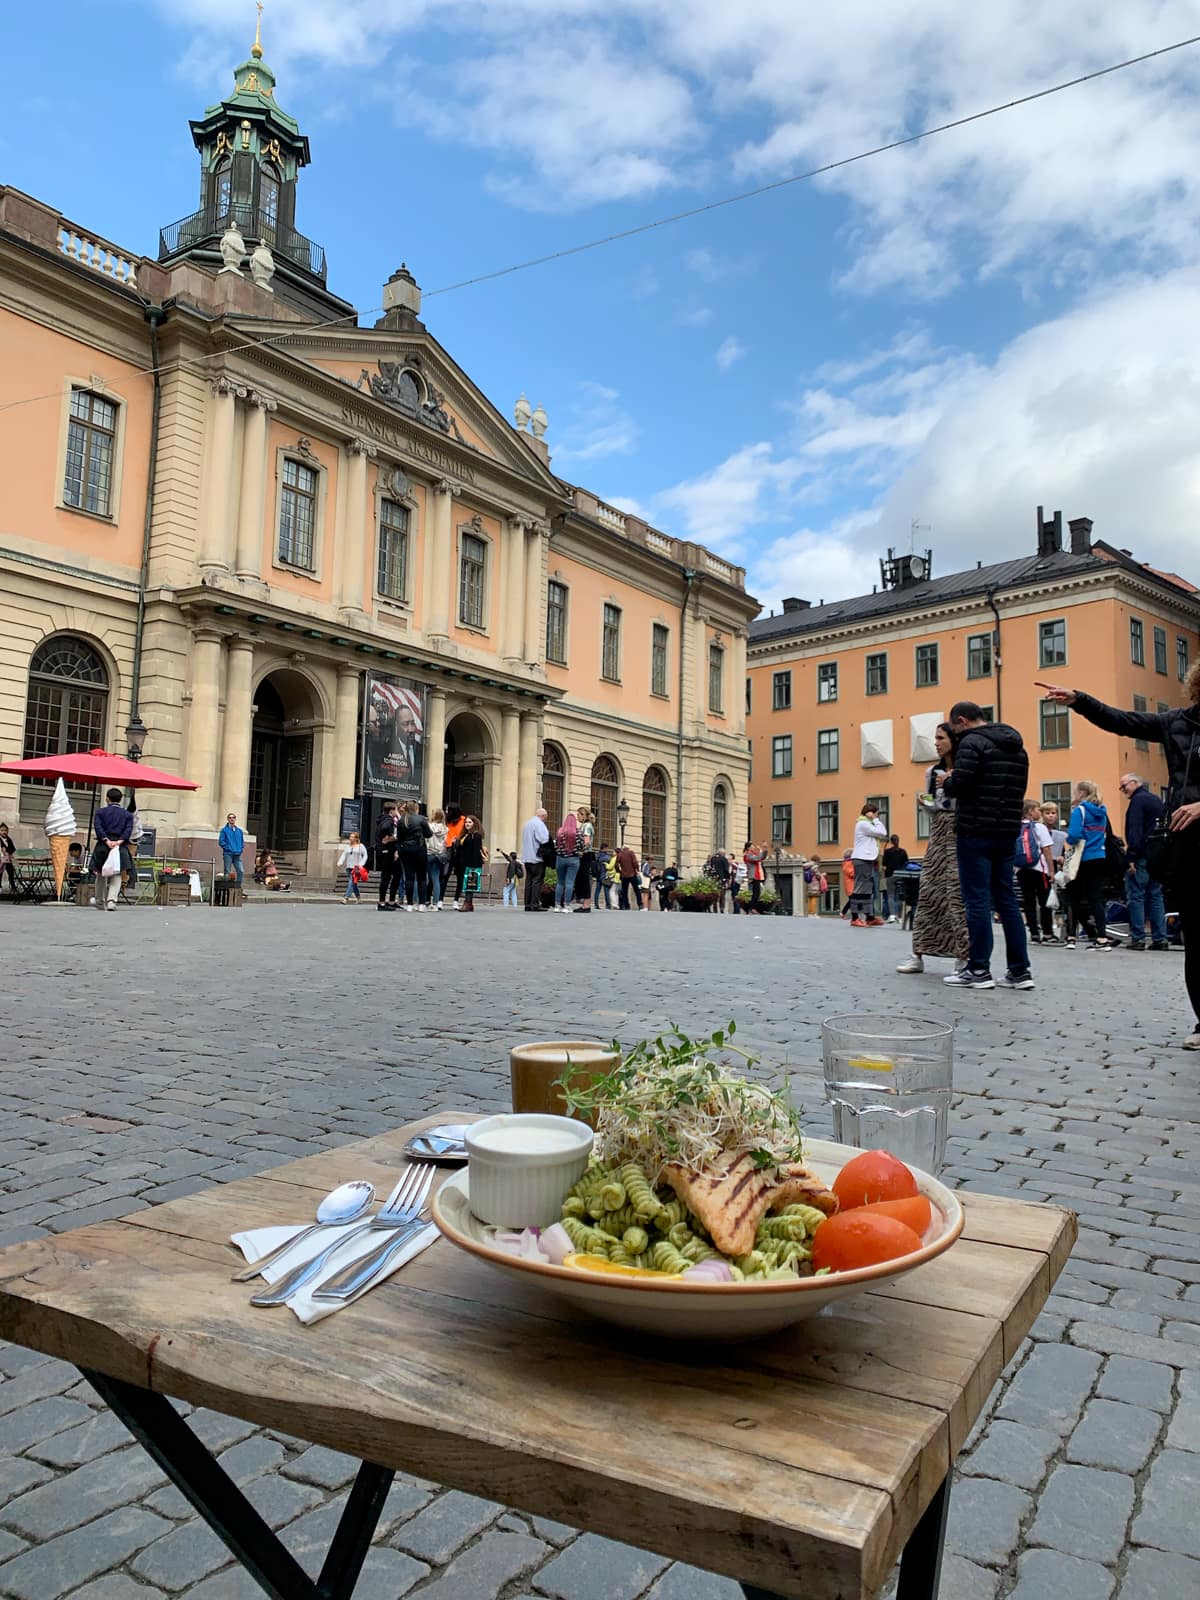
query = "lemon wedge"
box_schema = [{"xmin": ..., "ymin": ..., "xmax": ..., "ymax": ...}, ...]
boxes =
[
  {"xmin": 563, "ymin": 1253, "xmax": 676, "ymax": 1278},
  {"xmin": 847, "ymin": 1055, "xmax": 894, "ymax": 1073}
]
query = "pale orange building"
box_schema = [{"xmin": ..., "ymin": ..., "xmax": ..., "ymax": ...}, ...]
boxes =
[
  {"xmin": 0, "ymin": 33, "xmax": 754, "ymax": 876},
  {"xmin": 747, "ymin": 512, "xmax": 1200, "ymax": 911}
]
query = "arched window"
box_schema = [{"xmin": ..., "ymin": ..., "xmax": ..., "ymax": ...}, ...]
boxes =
[
  {"xmin": 590, "ymin": 755, "xmax": 619, "ymax": 849},
  {"xmin": 259, "ymin": 164, "xmax": 280, "ymax": 238},
  {"xmin": 641, "ymin": 766, "xmax": 668, "ymax": 862},
  {"xmin": 541, "ymin": 743, "xmax": 565, "ymax": 834},
  {"xmin": 22, "ymin": 636, "xmax": 109, "ymax": 781},
  {"xmin": 214, "ymin": 158, "xmax": 233, "ymax": 220},
  {"xmin": 712, "ymin": 781, "xmax": 729, "ymax": 852}
]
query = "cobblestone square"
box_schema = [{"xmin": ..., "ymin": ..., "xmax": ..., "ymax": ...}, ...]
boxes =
[{"xmin": 0, "ymin": 904, "xmax": 1196, "ymax": 1599}]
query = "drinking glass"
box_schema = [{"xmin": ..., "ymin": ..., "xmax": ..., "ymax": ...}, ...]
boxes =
[
  {"xmin": 509, "ymin": 1040, "xmax": 618, "ymax": 1124},
  {"xmin": 820, "ymin": 1013, "xmax": 954, "ymax": 1175}
]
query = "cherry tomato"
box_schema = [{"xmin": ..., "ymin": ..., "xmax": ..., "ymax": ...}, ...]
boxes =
[
  {"xmin": 853, "ymin": 1195, "xmax": 933, "ymax": 1236},
  {"xmin": 832, "ymin": 1149, "xmax": 918, "ymax": 1211},
  {"xmin": 811, "ymin": 1212, "xmax": 923, "ymax": 1274}
]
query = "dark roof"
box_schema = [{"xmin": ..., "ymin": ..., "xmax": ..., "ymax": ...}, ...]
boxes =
[{"xmin": 749, "ymin": 547, "xmax": 1187, "ymax": 645}]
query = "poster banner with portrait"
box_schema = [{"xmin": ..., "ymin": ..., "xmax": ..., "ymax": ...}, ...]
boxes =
[{"xmin": 361, "ymin": 674, "xmax": 427, "ymax": 802}]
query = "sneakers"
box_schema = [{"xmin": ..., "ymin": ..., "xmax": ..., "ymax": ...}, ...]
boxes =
[
  {"xmin": 866, "ymin": 917, "xmax": 885, "ymax": 928},
  {"xmin": 944, "ymin": 968, "xmax": 995, "ymax": 989},
  {"xmin": 850, "ymin": 917, "xmax": 868, "ymax": 927},
  {"xmin": 886, "ymin": 915, "xmax": 897, "ymax": 924},
  {"xmin": 1151, "ymin": 940, "xmax": 1171, "ymax": 951},
  {"xmin": 1042, "ymin": 934, "xmax": 1060, "ymax": 945},
  {"xmin": 1125, "ymin": 940, "xmax": 1146, "ymax": 951},
  {"xmin": 896, "ymin": 955, "xmax": 925, "ymax": 974},
  {"xmin": 1065, "ymin": 937, "xmax": 1076, "ymax": 949},
  {"xmin": 999, "ymin": 969, "xmax": 1036, "ymax": 990}
]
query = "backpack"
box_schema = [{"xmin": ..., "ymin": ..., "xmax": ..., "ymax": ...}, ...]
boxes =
[
  {"xmin": 1017, "ymin": 819, "xmax": 1040, "ymax": 868},
  {"xmin": 512, "ymin": 860, "xmax": 525, "ymax": 881}
]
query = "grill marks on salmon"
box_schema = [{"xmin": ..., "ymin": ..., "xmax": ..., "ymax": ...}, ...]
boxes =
[{"xmin": 664, "ymin": 1152, "xmax": 839, "ymax": 1258}]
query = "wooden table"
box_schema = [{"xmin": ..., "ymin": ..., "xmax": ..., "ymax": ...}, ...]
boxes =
[{"xmin": 0, "ymin": 1116, "xmax": 1075, "ymax": 1600}]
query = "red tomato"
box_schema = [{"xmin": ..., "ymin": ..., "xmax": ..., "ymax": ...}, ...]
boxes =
[
  {"xmin": 832, "ymin": 1150, "xmax": 918, "ymax": 1211},
  {"xmin": 811, "ymin": 1212, "xmax": 923, "ymax": 1274},
  {"xmin": 854, "ymin": 1195, "xmax": 933, "ymax": 1236}
]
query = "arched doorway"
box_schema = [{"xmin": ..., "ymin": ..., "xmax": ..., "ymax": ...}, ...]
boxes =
[
  {"xmin": 590, "ymin": 754, "xmax": 620, "ymax": 850},
  {"xmin": 247, "ymin": 669, "xmax": 316, "ymax": 854},
  {"xmin": 641, "ymin": 765, "xmax": 668, "ymax": 862},
  {"xmin": 443, "ymin": 711, "xmax": 493, "ymax": 821}
]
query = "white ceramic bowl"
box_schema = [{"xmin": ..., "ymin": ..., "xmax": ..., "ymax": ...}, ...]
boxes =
[
  {"xmin": 464, "ymin": 1113, "xmax": 594, "ymax": 1229},
  {"xmin": 434, "ymin": 1137, "xmax": 964, "ymax": 1341}
]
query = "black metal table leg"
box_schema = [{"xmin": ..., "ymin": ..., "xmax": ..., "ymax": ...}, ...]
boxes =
[
  {"xmin": 81, "ymin": 1369, "xmax": 393, "ymax": 1600},
  {"xmin": 739, "ymin": 1473, "xmax": 951, "ymax": 1600}
]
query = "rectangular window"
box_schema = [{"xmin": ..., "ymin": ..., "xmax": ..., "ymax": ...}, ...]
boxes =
[
  {"xmin": 916, "ymin": 800, "xmax": 932, "ymax": 840},
  {"xmin": 1041, "ymin": 781, "xmax": 1071, "ymax": 814},
  {"xmin": 977, "ymin": 705, "xmax": 995, "ymax": 723},
  {"xmin": 1133, "ymin": 693, "xmax": 1149, "ymax": 752},
  {"xmin": 1130, "ymin": 617, "xmax": 1145, "ymax": 666},
  {"xmin": 745, "ymin": 676, "xmax": 751, "ymax": 715},
  {"xmin": 772, "ymin": 670, "xmax": 792, "ymax": 710},
  {"xmin": 967, "ymin": 632, "xmax": 993, "ymax": 678},
  {"xmin": 864, "ymin": 795, "xmax": 890, "ymax": 831},
  {"xmin": 817, "ymin": 799, "xmax": 839, "ymax": 844},
  {"xmin": 772, "ymin": 735, "xmax": 793, "ymax": 778},
  {"xmin": 1040, "ymin": 699, "xmax": 1071, "ymax": 750},
  {"xmin": 545, "ymin": 580, "xmax": 568, "ymax": 664},
  {"xmin": 817, "ymin": 728, "xmax": 839, "ymax": 773},
  {"xmin": 1180, "ymin": 637, "xmax": 1191, "ymax": 681},
  {"xmin": 817, "ymin": 662, "xmax": 838, "ymax": 703},
  {"xmin": 915, "ymin": 642, "xmax": 939, "ymax": 687},
  {"xmin": 771, "ymin": 804, "xmax": 793, "ymax": 846},
  {"xmin": 708, "ymin": 643, "xmax": 725, "ymax": 714},
  {"xmin": 278, "ymin": 458, "xmax": 317, "ymax": 569},
  {"xmin": 64, "ymin": 388, "xmax": 117, "ymax": 517},
  {"xmin": 1039, "ymin": 618, "xmax": 1067, "ymax": 668},
  {"xmin": 866, "ymin": 652, "xmax": 888, "ymax": 695},
  {"xmin": 458, "ymin": 532, "xmax": 487, "ymax": 628},
  {"xmin": 601, "ymin": 603, "xmax": 621, "ymax": 681},
  {"xmin": 1158, "ymin": 701, "xmax": 1171, "ymax": 716},
  {"xmin": 1154, "ymin": 626, "xmax": 1168, "ymax": 675},
  {"xmin": 376, "ymin": 498, "xmax": 409, "ymax": 600},
  {"xmin": 651, "ymin": 623, "xmax": 669, "ymax": 697}
]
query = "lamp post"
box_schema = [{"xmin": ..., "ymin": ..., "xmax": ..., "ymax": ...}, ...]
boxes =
[
  {"xmin": 616, "ymin": 797, "xmax": 629, "ymax": 847},
  {"xmin": 125, "ymin": 715, "xmax": 147, "ymax": 806}
]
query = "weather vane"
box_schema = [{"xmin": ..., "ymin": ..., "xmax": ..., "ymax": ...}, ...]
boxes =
[{"xmin": 252, "ymin": 0, "xmax": 264, "ymax": 58}]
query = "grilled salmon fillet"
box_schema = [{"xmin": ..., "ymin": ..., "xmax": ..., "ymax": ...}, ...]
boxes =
[{"xmin": 665, "ymin": 1152, "xmax": 838, "ymax": 1258}]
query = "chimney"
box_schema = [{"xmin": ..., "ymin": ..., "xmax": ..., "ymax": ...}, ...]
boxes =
[
  {"xmin": 1036, "ymin": 505, "xmax": 1063, "ymax": 557},
  {"xmin": 781, "ymin": 597, "xmax": 811, "ymax": 613},
  {"xmin": 1068, "ymin": 516, "xmax": 1094, "ymax": 556}
]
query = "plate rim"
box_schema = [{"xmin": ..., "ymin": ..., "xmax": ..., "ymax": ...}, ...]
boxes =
[{"xmin": 431, "ymin": 1139, "xmax": 964, "ymax": 1296}]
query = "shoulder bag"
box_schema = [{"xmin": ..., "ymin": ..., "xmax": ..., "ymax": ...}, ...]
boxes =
[{"xmin": 1145, "ymin": 732, "xmax": 1198, "ymax": 885}]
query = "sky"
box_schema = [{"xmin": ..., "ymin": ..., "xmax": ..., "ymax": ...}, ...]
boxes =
[{"xmin": 4, "ymin": 2, "xmax": 1200, "ymax": 611}]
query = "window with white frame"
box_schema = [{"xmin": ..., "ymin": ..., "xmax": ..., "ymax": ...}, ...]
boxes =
[
  {"xmin": 602, "ymin": 604, "xmax": 622, "ymax": 681},
  {"xmin": 771, "ymin": 804, "xmax": 793, "ymax": 845},
  {"xmin": 459, "ymin": 532, "xmax": 487, "ymax": 627},
  {"xmin": 817, "ymin": 728, "xmax": 839, "ymax": 773},
  {"xmin": 377, "ymin": 498, "xmax": 409, "ymax": 600},
  {"xmin": 1039, "ymin": 618, "xmax": 1067, "ymax": 668},
  {"xmin": 64, "ymin": 389, "xmax": 117, "ymax": 516},
  {"xmin": 864, "ymin": 794, "xmax": 890, "ymax": 831},
  {"xmin": 772, "ymin": 734, "xmax": 792, "ymax": 778},
  {"xmin": 915, "ymin": 642, "xmax": 939, "ymax": 687},
  {"xmin": 967, "ymin": 632, "xmax": 993, "ymax": 678},
  {"xmin": 866, "ymin": 652, "xmax": 888, "ymax": 695},
  {"xmin": 1130, "ymin": 617, "xmax": 1145, "ymax": 666},
  {"xmin": 817, "ymin": 799, "xmax": 839, "ymax": 844},
  {"xmin": 278, "ymin": 458, "xmax": 318, "ymax": 569},
  {"xmin": 817, "ymin": 662, "xmax": 838, "ymax": 702},
  {"xmin": 772, "ymin": 670, "xmax": 792, "ymax": 710}
]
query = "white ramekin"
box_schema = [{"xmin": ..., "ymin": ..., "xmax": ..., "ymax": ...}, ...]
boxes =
[{"xmin": 466, "ymin": 1113, "xmax": 594, "ymax": 1229}]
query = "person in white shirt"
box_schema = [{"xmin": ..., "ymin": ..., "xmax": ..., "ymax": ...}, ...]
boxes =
[
  {"xmin": 337, "ymin": 832, "xmax": 368, "ymax": 903},
  {"xmin": 520, "ymin": 808, "xmax": 551, "ymax": 912},
  {"xmin": 849, "ymin": 802, "xmax": 888, "ymax": 927},
  {"xmin": 1016, "ymin": 800, "xmax": 1056, "ymax": 944}
]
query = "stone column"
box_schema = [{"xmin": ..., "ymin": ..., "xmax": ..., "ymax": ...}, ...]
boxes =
[
  {"xmin": 426, "ymin": 479, "xmax": 459, "ymax": 645},
  {"xmin": 337, "ymin": 437, "xmax": 376, "ymax": 623},
  {"xmin": 517, "ymin": 710, "xmax": 539, "ymax": 833},
  {"xmin": 198, "ymin": 378, "xmax": 243, "ymax": 577},
  {"xmin": 498, "ymin": 707, "xmax": 521, "ymax": 853},
  {"xmin": 330, "ymin": 666, "xmax": 361, "ymax": 825},
  {"xmin": 178, "ymin": 629, "xmax": 224, "ymax": 831},
  {"xmin": 217, "ymin": 636, "xmax": 256, "ymax": 820},
  {"xmin": 522, "ymin": 522, "xmax": 548, "ymax": 665},
  {"xmin": 501, "ymin": 517, "xmax": 527, "ymax": 664},
  {"xmin": 235, "ymin": 390, "xmax": 276, "ymax": 582},
  {"xmin": 424, "ymin": 687, "xmax": 447, "ymax": 814},
  {"xmin": 693, "ymin": 610, "xmax": 710, "ymax": 723}
]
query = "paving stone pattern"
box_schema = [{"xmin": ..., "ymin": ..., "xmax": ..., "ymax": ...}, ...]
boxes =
[{"xmin": 0, "ymin": 905, "xmax": 1196, "ymax": 1599}]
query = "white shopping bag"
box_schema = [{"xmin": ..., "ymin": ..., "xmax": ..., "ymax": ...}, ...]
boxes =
[{"xmin": 100, "ymin": 845, "xmax": 122, "ymax": 878}]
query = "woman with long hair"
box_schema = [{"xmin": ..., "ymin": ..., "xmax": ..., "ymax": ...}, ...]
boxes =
[
  {"xmin": 573, "ymin": 805, "xmax": 596, "ymax": 912},
  {"xmin": 338, "ymin": 830, "xmax": 367, "ymax": 903},
  {"xmin": 456, "ymin": 815, "xmax": 488, "ymax": 912},
  {"xmin": 425, "ymin": 808, "xmax": 448, "ymax": 909},
  {"xmin": 396, "ymin": 800, "xmax": 432, "ymax": 911},
  {"xmin": 554, "ymin": 808, "xmax": 581, "ymax": 912},
  {"xmin": 1064, "ymin": 779, "xmax": 1112, "ymax": 950},
  {"xmin": 443, "ymin": 802, "xmax": 465, "ymax": 907},
  {"xmin": 898, "ymin": 722, "xmax": 969, "ymax": 975}
]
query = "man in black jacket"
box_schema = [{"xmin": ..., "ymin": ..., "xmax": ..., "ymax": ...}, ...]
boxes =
[
  {"xmin": 938, "ymin": 702, "xmax": 1032, "ymax": 990},
  {"xmin": 1118, "ymin": 773, "xmax": 1168, "ymax": 951}
]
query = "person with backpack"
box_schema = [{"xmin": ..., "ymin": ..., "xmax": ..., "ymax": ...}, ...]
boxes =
[
  {"xmin": 1015, "ymin": 799, "xmax": 1054, "ymax": 944},
  {"xmin": 594, "ymin": 844, "xmax": 615, "ymax": 908},
  {"xmin": 705, "ymin": 850, "xmax": 731, "ymax": 912},
  {"xmin": 1065, "ymin": 780, "xmax": 1113, "ymax": 949},
  {"xmin": 554, "ymin": 810, "xmax": 581, "ymax": 912},
  {"xmin": 502, "ymin": 851, "xmax": 523, "ymax": 908}
]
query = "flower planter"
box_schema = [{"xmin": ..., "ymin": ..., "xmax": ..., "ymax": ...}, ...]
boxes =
[{"xmin": 675, "ymin": 893, "xmax": 718, "ymax": 913}]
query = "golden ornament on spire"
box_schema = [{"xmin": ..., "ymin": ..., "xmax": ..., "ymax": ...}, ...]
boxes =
[{"xmin": 251, "ymin": 0, "xmax": 264, "ymax": 58}]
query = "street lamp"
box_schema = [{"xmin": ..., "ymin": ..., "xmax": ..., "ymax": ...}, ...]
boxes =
[
  {"xmin": 125, "ymin": 715, "xmax": 147, "ymax": 763},
  {"xmin": 616, "ymin": 797, "xmax": 630, "ymax": 846}
]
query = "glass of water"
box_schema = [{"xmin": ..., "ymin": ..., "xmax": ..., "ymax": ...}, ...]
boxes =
[{"xmin": 820, "ymin": 1013, "xmax": 954, "ymax": 1175}]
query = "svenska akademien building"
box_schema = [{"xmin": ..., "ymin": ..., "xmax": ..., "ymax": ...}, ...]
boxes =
[{"xmin": 0, "ymin": 33, "xmax": 755, "ymax": 874}]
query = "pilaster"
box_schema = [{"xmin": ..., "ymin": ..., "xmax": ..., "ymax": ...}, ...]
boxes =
[
  {"xmin": 337, "ymin": 437, "xmax": 376, "ymax": 624},
  {"xmin": 517, "ymin": 708, "xmax": 541, "ymax": 829},
  {"xmin": 178, "ymin": 629, "xmax": 225, "ymax": 831},
  {"xmin": 217, "ymin": 635, "xmax": 256, "ymax": 820},
  {"xmin": 198, "ymin": 377, "xmax": 244, "ymax": 577},
  {"xmin": 522, "ymin": 521, "xmax": 549, "ymax": 666},
  {"xmin": 235, "ymin": 390, "xmax": 276, "ymax": 582},
  {"xmin": 425, "ymin": 687, "xmax": 447, "ymax": 813},
  {"xmin": 425, "ymin": 478, "xmax": 460, "ymax": 645},
  {"xmin": 498, "ymin": 706, "xmax": 521, "ymax": 854},
  {"xmin": 501, "ymin": 516, "xmax": 527, "ymax": 664}
]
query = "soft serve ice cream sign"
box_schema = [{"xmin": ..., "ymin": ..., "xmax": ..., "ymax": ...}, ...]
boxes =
[{"xmin": 44, "ymin": 778, "xmax": 77, "ymax": 896}]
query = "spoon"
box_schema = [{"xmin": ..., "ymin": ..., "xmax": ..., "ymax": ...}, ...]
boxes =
[
  {"xmin": 230, "ymin": 1179, "xmax": 375, "ymax": 1281},
  {"xmin": 403, "ymin": 1124, "xmax": 469, "ymax": 1164}
]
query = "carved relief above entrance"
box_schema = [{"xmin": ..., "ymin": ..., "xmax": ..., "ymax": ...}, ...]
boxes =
[{"xmin": 355, "ymin": 360, "xmax": 462, "ymax": 440}]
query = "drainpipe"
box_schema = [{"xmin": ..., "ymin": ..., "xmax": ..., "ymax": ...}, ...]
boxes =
[
  {"xmin": 130, "ymin": 306, "xmax": 166, "ymax": 732},
  {"xmin": 986, "ymin": 586, "xmax": 1002, "ymax": 722},
  {"xmin": 677, "ymin": 568, "xmax": 696, "ymax": 864}
]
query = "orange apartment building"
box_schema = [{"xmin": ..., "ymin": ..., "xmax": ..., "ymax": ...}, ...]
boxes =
[
  {"xmin": 0, "ymin": 33, "xmax": 755, "ymax": 876},
  {"xmin": 747, "ymin": 511, "xmax": 1200, "ymax": 911}
]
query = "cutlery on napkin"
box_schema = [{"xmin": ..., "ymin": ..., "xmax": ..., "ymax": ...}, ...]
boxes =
[{"xmin": 231, "ymin": 1219, "xmax": 438, "ymax": 1323}]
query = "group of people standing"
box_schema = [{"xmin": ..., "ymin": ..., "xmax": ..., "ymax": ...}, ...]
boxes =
[
  {"xmin": 518, "ymin": 808, "xmax": 669, "ymax": 912},
  {"xmin": 343, "ymin": 800, "xmax": 488, "ymax": 912}
]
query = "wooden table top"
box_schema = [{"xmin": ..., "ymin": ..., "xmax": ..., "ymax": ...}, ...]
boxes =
[{"xmin": 0, "ymin": 1115, "xmax": 1076, "ymax": 1600}]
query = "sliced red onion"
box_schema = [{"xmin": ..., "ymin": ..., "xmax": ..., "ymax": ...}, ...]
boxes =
[
  {"xmin": 683, "ymin": 1259, "xmax": 734, "ymax": 1283},
  {"xmin": 540, "ymin": 1223, "xmax": 574, "ymax": 1265}
]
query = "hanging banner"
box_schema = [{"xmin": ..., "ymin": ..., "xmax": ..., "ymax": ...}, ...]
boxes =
[{"xmin": 361, "ymin": 674, "xmax": 427, "ymax": 800}]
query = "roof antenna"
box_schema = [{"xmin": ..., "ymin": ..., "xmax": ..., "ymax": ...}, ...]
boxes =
[{"xmin": 910, "ymin": 514, "xmax": 931, "ymax": 554}]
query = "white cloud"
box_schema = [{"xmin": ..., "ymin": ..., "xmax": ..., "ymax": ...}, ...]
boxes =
[
  {"xmin": 677, "ymin": 304, "xmax": 714, "ymax": 326},
  {"xmin": 551, "ymin": 380, "xmax": 639, "ymax": 466},
  {"xmin": 715, "ymin": 335, "xmax": 748, "ymax": 371},
  {"xmin": 654, "ymin": 442, "xmax": 804, "ymax": 557}
]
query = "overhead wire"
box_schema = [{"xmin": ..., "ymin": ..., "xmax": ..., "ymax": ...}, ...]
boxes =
[{"xmin": 1, "ymin": 30, "xmax": 1197, "ymax": 419}]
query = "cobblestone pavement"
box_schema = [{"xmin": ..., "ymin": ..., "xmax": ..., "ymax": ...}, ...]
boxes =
[{"xmin": 0, "ymin": 903, "xmax": 1197, "ymax": 1600}]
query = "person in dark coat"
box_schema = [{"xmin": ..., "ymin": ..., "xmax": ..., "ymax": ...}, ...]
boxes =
[
  {"xmin": 937, "ymin": 703, "xmax": 1031, "ymax": 990},
  {"xmin": 1118, "ymin": 772, "xmax": 1168, "ymax": 951},
  {"xmin": 375, "ymin": 827, "xmax": 401, "ymax": 911},
  {"xmin": 92, "ymin": 787, "xmax": 134, "ymax": 911},
  {"xmin": 1040, "ymin": 671, "xmax": 1200, "ymax": 1048}
]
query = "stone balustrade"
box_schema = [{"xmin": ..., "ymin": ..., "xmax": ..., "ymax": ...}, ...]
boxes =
[{"xmin": 56, "ymin": 225, "xmax": 141, "ymax": 289}]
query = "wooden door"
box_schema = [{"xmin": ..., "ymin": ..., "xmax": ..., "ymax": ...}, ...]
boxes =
[{"xmin": 278, "ymin": 735, "xmax": 312, "ymax": 852}]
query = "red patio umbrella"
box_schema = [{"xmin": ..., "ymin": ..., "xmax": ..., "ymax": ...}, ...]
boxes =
[{"xmin": 0, "ymin": 749, "xmax": 200, "ymax": 851}]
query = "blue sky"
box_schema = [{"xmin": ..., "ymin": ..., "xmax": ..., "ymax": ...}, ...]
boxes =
[{"xmin": 5, "ymin": 2, "xmax": 1200, "ymax": 608}]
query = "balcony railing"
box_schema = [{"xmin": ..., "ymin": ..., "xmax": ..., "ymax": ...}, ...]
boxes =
[{"xmin": 158, "ymin": 202, "xmax": 327, "ymax": 282}]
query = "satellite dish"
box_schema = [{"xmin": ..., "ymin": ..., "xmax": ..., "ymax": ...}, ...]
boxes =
[{"xmin": 909, "ymin": 554, "xmax": 927, "ymax": 580}]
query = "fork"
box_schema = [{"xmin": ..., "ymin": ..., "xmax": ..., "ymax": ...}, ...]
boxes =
[
  {"xmin": 311, "ymin": 1199, "xmax": 435, "ymax": 1301},
  {"xmin": 249, "ymin": 1165, "xmax": 434, "ymax": 1308}
]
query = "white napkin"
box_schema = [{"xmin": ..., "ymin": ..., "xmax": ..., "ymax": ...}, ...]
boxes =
[{"xmin": 232, "ymin": 1220, "xmax": 439, "ymax": 1323}]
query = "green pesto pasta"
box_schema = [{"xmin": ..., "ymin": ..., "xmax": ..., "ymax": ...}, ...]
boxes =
[
  {"xmin": 619, "ymin": 1163, "xmax": 663, "ymax": 1223},
  {"xmin": 757, "ymin": 1215, "xmax": 818, "ymax": 1243},
  {"xmin": 654, "ymin": 1198, "xmax": 688, "ymax": 1230},
  {"xmin": 593, "ymin": 1205, "xmax": 642, "ymax": 1236},
  {"xmin": 561, "ymin": 1195, "xmax": 587, "ymax": 1219},
  {"xmin": 680, "ymin": 1236, "xmax": 720, "ymax": 1263},
  {"xmin": 568, "ymin": 1164, "xmax": 621, "ymax": 1200},
  {"xmin": 649, "ymin": 1239, "xmax": 689, "ymax": 1274},
  {"xmin": 666, "ymin": 1220, "xmax": 696, "ymax": 1250},
  {"xmin": 736, "ymin": 1249, "xmax": 768, "ymax": 1276},
  {"xmin": 585, "ymin": 1181, "xmax": 627, "ymax": 1218},
  {"xmin": 622, "ymin": 1225, "xmax": 650, "ymax": 1254},
  {"xmin": 774, "ymin": 1204, "xmax": 829, "ymax": 1232},
  {"xmin": 561, "ymin": 1216, "xmax": 613, "ymax": 1255}
]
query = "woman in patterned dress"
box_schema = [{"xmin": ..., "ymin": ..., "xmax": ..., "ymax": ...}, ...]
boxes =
[{"xmin": 898, "ymin": 723, "xmax": 970, "ymax": 974}]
